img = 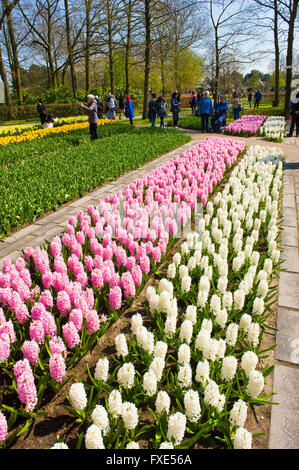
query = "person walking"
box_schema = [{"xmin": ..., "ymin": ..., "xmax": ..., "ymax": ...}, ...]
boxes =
[
  {"xmin": 210, "ymin": 95, "xmax": 229, "ymax": 133},
  {"xmin": 286, "ymin": 88, "xmax": 299, "ymax": 138},
  {"xmin": 79, "ymin": 94, "xmax": 99, "ymax": 141},
  {"xmin": 254, "ymin": 90, "xmax": 262, "ymax": 108},
  {"xmin": 124, "ymin": 94, "xmax": 134, "ymax": 125},
  {"xmin": 171, "ymin": 91, "xmax": 180, "ymax": 129},
  {"xmin": 118, "ymin": 92, "xmax": 125, "ymax": 119},
  {"xmin": 198, "ymin": 90, "xmax": 213, "ymax": 132},
  {"xmin": 95, "ymin": 95, "xmax": 103, "ymax": 119},
  {"xmin": 189, "ymin": 91, "xmax": 197, "ymax": 115},
  {"xmin": 106, "ymin": 93, "xmax": 116, "ymax": 119},
  {"xmin": 37, "ymin": 98, "xmax": 46, "ymax": 125},
  {"xmin": 248, "ymin": 91, "xmax": 253, "ymax": 108},
  {"xmin": 148, "ymin": 93, "xmax": 158, "ymax": 127},
  {"xmin": 231, "ymin": 91, "xmax": 242, "ymax": 121},
  {"xmin": 156, "ymin": 95, "xmax": 167, "ymax": 128}
]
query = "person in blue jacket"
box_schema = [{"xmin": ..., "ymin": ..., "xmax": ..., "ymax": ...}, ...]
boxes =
[
  {"xmin": 210, "ymin": 95, "xmax": 229, "ymax": 133},
  {"xmin": 124, "ymin": 94, "xmax": 134, "ymax": 125},
  {"xmin": 254, "ymin": 90, "xmax": 262, "ymax": 108},
  {"xmin": 286, "ymin": 89, "xmax": 299, "ymax": 137},
  {"xmin": 198, "ymin": 90, "xmax": 213, "ymax": 132}
]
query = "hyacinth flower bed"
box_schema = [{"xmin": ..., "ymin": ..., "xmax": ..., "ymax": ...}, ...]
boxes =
[
  {"xmin": 0, "ymin": 137, "xmax": 245, "ymax": 447},
  {"xmin": 259, "ymin": 117, "xmax": 286, "ymax": 143},
  {"xmin": 47, "ymin": 145, "xmax": 283, "ymax": 450},
  {"xmin": 224, "ymin": 115, "xmax": 267, "ymax": 137}
]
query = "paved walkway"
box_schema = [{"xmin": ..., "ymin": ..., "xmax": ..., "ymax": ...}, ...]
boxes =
[{"xmin": 0, "ymin": 128, "xmax": 298, "ymax": 449}]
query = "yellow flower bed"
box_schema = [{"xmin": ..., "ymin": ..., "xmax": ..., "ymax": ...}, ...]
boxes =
[{"xmin": 0, "ymin": 119, "xmax": 115, "ymax": 147}]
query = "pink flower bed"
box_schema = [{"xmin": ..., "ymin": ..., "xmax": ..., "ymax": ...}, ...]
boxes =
[
  {"xmin": 225, "ymin": 115, "xmax": 267, "ymax": 136},
  {"xmin": 0, "ymin": 137, "xmax": 245, "ymax": 423}
]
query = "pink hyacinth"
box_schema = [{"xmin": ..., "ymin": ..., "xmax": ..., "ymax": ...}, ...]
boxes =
[
  {"xmin": 31, "ymin": 302, "xmax": 47, "ymax": 321},
  {"xmin": 29, "ymin": 320, "xmax": 45, "ymax": 344},
  {"xmin": 40, "ymin": 311, "xmax": 57, "ymax": 337},
  {"xmin": 62, "ymin": 321, "xmax": 80, "ymax": 349},
  {"xmin": 109, "ymin": 286, "xmax": 122, "ymax": 310},
  {"xmin": 0, "ymin": 334, "xmax": 10, "ymax": 362},
  {"xmin": 49, "ymin": 336, "xmax": 66, "ymax": 357},
  {"xmin": 69, "ymin": 309, "xmax": 83, "ymax": 332},
  {"xmin": 121, "ymin": 272, "xmax": 135, "ymax": 298},
  {"xmin": 0, "ymin": 412, "xmax": 8, "ymax": 442},
  {"xmin": 49, "ymin": 353, "xmax": 66, "ymax": 383},
  {"xmin": 16, "ymin": 370, "xmax": 37, "ymax": 412},
  {"xmin": 39, "ymin": 290, "xmax": 53, "ymax": 310},
  {"xmin": 22, "ymin": 340, "xmax": 40, "ymax": 366},
  {"xmin": 86, "ymin": 309, "xmax": 100, "ymax": 333},
  {"xmin": 91, "ymin": 269, "xmax": 104, "ymax": 290},
  {"xmin": 56, "ymin": 291, "xmax": 72, "ymax": 318}
]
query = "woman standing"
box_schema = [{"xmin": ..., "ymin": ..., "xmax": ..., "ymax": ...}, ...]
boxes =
[
  {"xmin": 171, "ymin": 91, "xmax": 180, "ymax": 129},
  {"xmin": 156, "ymin": 96, "xmax": 167, "ymax": 128},
  {"xmin": 231, "ymin": 91, "xmax": 242, "ymax": 121},
  {"xmin": 79, "ymin": 94, "xmax": 99, "ymax": 141},
  {"xmin": 106, "ymin": 93, "xmax": 116, "ymax": 119},
  {"xmin": 198, "ymin": 91, "xmax": 213, "ymax": 132},
  {"xmin": 125, "ymin": 95, "xmax": 134, "ymax": 125},
  {"xmin": 37, "ymin": 98, "xmax": 46, "ymax": 125}
]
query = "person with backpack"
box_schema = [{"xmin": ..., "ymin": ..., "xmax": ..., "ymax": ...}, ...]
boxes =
[
  {"xmin": 37, "ymin": 98, "xmax": 46, "ymax": 125},
  {"xmin": 124, "ymin": 94, "xmax": 134, "ymax": 125},
  {"xmin": 106, "ymin": 93, "xmax": 117, "ymax": 119},
  {"xmin": 189, "ymin": 91, "xmax": 197, "ymax": 115},
  {"xmin": 171, "ymin": 91, "xmax": 181, "ymax": 129},
  {"xmin": 198, "ymin": 90, "xmax": 213, "ymax": 132},
  {"xmin": 286, "ymin": 88, "xmax": 299, "ymax": 138},
  {"xmin": 148, "ymin": 93, "xmax": 158, "ymax": 127},
  {"xmin": 79, "ymin": 94, "xmax": 99, "ymax": 141},
  {"xmin": 156, "ymin": 96, "xmax": 167, "ymax": 128},
  {"xmin": 118, "ymin": 92, "xmax": 125, "ymax": 119}
]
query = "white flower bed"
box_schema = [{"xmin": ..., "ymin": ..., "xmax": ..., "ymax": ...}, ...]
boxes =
[
  {"xmin": 56, "ymin": 145, "xmax": 283, "ymax": 450},
  {"xmin": 259, "ymin": 117, "xmax": 285, "ymax": 141}
]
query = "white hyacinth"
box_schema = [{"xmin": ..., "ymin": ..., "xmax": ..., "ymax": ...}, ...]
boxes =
[
  {"xmin": 115, "ymin": 333, "xmax": 128, "ymax": 358},
  {"xmin": 195, "ymin": 359, "xmax": 210, "ymax": 385},
  {"xmin": 149, "ymin": 357, "xmax": 165, "ymax": 381},
  {"xmin": 85, "ymin": 424, "xmax": 105, "ymax": 449},
  {"xmin": 51, "ymin": 442, "xmax": 69, "ymax": 449},
  {"xmin": 91, "ymin": 405, "xmax": 110, "ymax": 435},
  {"xmin": 167, "ymin": 263, "xmax": 176, "ymax": 279},
  {"xmin": 154, "ymin": 341, "xmax": 168, "ymax": 360},
  {"xmin": 225, "ymin": 323, "xmax": 239, "ymax": 347},
  {"xmin": 69, "ymin": 383, "xmax": 87, "ymax": 411},
  {"xmin": 131, "ymin": 313, "xmax": 143, "ymax": 335},
  {"xmin": 257, "ymin": 279, "xmax": 268, "ymax": 299},
  {"xmin": 178, "ymin": 363, "xmax": 192, "ymax": 388},
  {"xmin": 94, "ymin": 357, "xmax": 109, "ymax": 381},
  {"xmin": 121, "ymin": 402, "xmax": 138, "ymax": 430},
  {"xmin": 178, "ymin": 343, "xmax": 191, "ymax": 365},
  {"xmin": 233, "ymin": 427, "xmax": 252, "ymax": 449},
  {"xmin": 145, "ymin": 286, "xmax": 156, "ymax": 303},
  {"xmin": 159, "ymin": 291, "xmax": 173, "ymax": 313},
  {"xmin": 241, "ymin": 351, "xmax": 259, "ymax": 377},
  {"xmin": 159, "ymin": 441, "xmax": 174, "ymax": 449},
  {"xmin": 108, "ymin": 389, "xmax": 122, "ymax": 417},
  {"xmin": 181, "ymin": 275, "xmax": 192, "ymax": 293},
  {"xmin": 167, "ymin": 412, "xmax": 186, "ymax": 445},
  {"xmin": 222, "ymin": 291, "xmax": 233, "ymax": 310},
  {"xmin": 179, "ymin": 319, "xmax": 193, "ymax": 344},
  {"xmin": 117, "ymin": 362, "xmax": 135, "ymax": 389},
  {"xmin": 247, "ymin": 322, "xmax": 260, "ymax": 347},
  {"xmin": 126, "ymin": 441, "xmax": 139, "ymax": 449},
  {"xmin": 239, "ymin": 314, "xmax": 252, "ymax": 333},
  {"xmin": 234, "ymin": 289, "xmax": 245, "ymax": 310},
  {"xmin": 197, "ymin": 289, "xmax": 208, "ymax": 308},
  {"xmin": 195, "ymin": 329, "xmax": 210, "ymax": 352},
  {"xmin": 184, "ymin": 389, "xmax": 201, "ymax": 422},
  {"xmin": 155, "ymin": 390, "xmax": 171, "ymax": 415},
  {"xmin": 173, "ymin": 252, "xmax": 181, "ymax": 266},
  {"xmin": 186, "ymin": 305, "xmax": 197, "ymax": 325},
  {"xmin": 158, "ymin": 278, "xmax": 174, "ymax": 296},
  {"xmin": 179, "ymin": 265, "xmax": 188, "ymax": 279},
  {"xmin": 215, "ymin": 308, "xmax": 228, "ymax": 329},
  {"xmin": 220, "ymin": 356, "xmax": 238, "ymax": 382},
  {"xmin": 246, "ymin": 370, "xmax": 264, "ymax": 398},
  {"xmin": 164, "ymin": 316, "xmax": 177, "ymax": 338},
  {"xmin": 203, "ymin": 338, "xmax": 218, "ymax": 362},
  {"xmin": 203, "ymin": 379, "xmax": 221, "ymax": 408},
  {"xmin": 229, "ymin": 399, "xmax": 248, "ymax": 428},
  {"xmin": 143, "ymin": 370, "xmax": 157, "ymax": 397}
]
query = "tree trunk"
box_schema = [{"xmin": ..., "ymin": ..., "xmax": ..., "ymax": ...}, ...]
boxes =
[
  {"xmin": 107, "ymin": 0, "xmax": 114, "ymax": 94},
  {"xmin": 214, "ymin": 30, "xmax": 220, "ymax": 104},
  {"xmin": 2, "ymin": 0, "xmax": 22, "ymax": 104},
  {"xmin": 85, "ymin": 0, "xmax": 91, "ymax": 93},
  {"xmin": 284, "ymin": 0, "xmax": 298, "ymax": 119},
  {"xmin": 64, "ymin": 0, "xmax": 77, "ymax": 100},
  {"xmin": 0, "ymin": 43, "xmax": 14, "ymax": 118},
  {"xmin": 273, "ymin": 0, "xmax": 279, "ymax": 107},
  {"xmin": 142, "ymin": 0, "xmax": 150, "ymax": 119},
  {"xmin": 125, "ymin": 0, "xmax": 132, "ymax": 95}
]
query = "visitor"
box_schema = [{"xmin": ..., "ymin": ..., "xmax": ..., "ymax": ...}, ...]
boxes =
[
  {"xmin": 189, "ymin": 91, "xmax": 197, "ymax": 115},
  {"xmin": 43, "ymin": 114, "xmax": 56, "ymax": 128},
  {"xmin": 78, "ymin": 94, "xmax": 99, "ymax": 141},
  {"xmin": 118, "ymin": 92, "xmax": 125, "ymax": 119},
  {"xmin": 37, "ymin": 98, "xmax": 46, "ymax": 125},
  {"xmin": 210, "ymin": 95, "xmax": 229, "ymax": 133},
  {"xmin": 248, "ymin": 91, "xmax": 253, "ymax": 108},
  {"xmin": 254, "ymin": 90, "xmax": 262, "ymax": 108},
  {"xmin": 197, "ymin": 90, "xmax": 202, "ymax": 106},
  {"xmin": 106, "ymin": 93, "xmax": 116, "ymax": 119},
  {"xmin": 198, "ymin": 90, "xmax": 213, "ymax": 132},
  {"xmin": 231, "ymin": 91, "xmax": 242, "ymax": 121},
  {"xmin": 124, "ymin": 94, "xmax": 134, "ymax": 125},
  {"xmin": 95, "ymin": 95, "xmax": 103, "ymax": 119},
  {"xmin": 286, "ymin": 88, "xmax": 299, "ymax": 138},
  {"xmin": 156, "ymin": 95, "xmax": 167, "ymax": 128},
  {"xmin": 171, "ymin": 92, "xmax": 180, "ymax": 129},
  {"xmin": 148, "ymin": 93, "xmax": 157, "ymax": 127}
]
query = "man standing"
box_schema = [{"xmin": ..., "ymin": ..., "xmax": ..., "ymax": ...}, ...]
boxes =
[
  {"xmin": 210, "ymin": 95, "xmax": 229, "ymax": 133},
  {"xmin": 148, "ymin": 93, "xmax": 157, "ymax": 127},
  {"xmin": 118, "ymin": 92, "xmax": 125, "ymax": 119},
  {"xmin": 37, "ymin": 98, "xmax": 46, "ymax": 125},
  {"xmin": 254, "ymin": 90, "xmax": 262, "ymax": 108},
  {"xmin": 79, "ymin": 94, "xmax": 99, "ymax": 141}
]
